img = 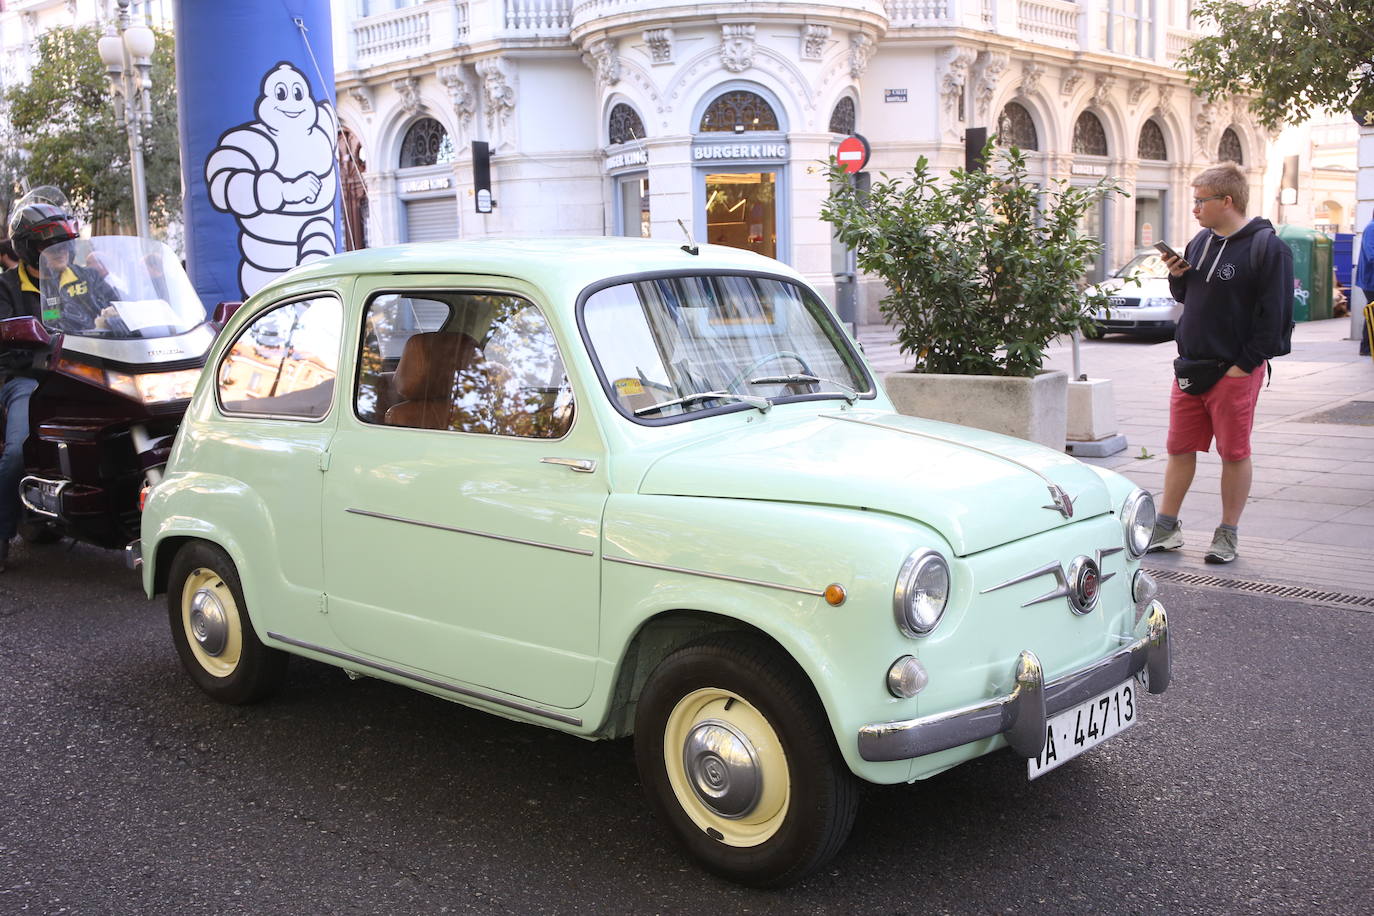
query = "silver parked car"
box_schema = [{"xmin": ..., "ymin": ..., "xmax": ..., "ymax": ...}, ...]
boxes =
[{"xmin": 1090, "ymin": 251, "xmax": 1182, "ymax": 338}]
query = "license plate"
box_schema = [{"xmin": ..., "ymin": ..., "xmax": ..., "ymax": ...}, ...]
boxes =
[{"xmin": 1028, "ymin": 680, "xmax": 1138, "ymax": 780}]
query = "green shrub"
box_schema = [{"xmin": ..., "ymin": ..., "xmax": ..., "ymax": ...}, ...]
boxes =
[{"xmin": 821, "ymin": 143, "xmax": 1124, "ymax": 377}]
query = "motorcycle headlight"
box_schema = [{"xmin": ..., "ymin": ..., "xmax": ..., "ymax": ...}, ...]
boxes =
[
  {"xmin": 134, "ymin": 368, "xmax": 202, "ymax": 404},
  {"xmin": 893, "ymin": 548, "xmax": 950, "ymax": 637},
  {"xmin": 1122, "ymin": 489, "xmax": 1156, "ymax": 559}
]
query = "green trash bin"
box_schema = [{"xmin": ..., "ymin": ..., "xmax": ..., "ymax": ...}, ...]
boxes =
[{"xmin": 1277, "ymin": 225, "xmax": 1333, "ymax": 321}]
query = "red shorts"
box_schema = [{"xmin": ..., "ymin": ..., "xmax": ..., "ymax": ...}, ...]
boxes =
[{"xmin": 1166, "ymin": 362, "xmax": 1265, "ymax": 462}]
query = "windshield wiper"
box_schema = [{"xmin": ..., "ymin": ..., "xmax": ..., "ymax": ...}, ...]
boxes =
[
  {"xmin": 634, "ymin": 390, "xmax": 771, "ymax": 416},
  {"xmin": 749, "ymin": 374, "xmax": 859, "ymax": 404}
]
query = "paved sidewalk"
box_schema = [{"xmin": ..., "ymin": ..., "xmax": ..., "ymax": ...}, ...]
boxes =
[{"xmin": 859, "ymin": 318, "xmax": 1374, "ymax": 599}]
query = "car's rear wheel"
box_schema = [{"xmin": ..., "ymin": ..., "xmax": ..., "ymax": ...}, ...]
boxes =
[
  {"xmin": 167, "ymin": 541, "xmax": 286, "ymax": 704},
  {"xmin": 634, "ymin": 635, "xmax": 858, "ymax": 887}
]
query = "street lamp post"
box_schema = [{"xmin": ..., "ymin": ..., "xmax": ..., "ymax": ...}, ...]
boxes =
[{"xmin": 98, "ymin": 0, "xmax": 155, "ymax": 238}]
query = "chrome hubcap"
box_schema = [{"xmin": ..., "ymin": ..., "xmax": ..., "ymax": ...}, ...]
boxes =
[
  {"xmin": 682, "ymin": 719, "xmax": 762, "ymax": 819},
  {"xmin": 188, "ymin": 588, "xmax": 229, "ymax": 656}
]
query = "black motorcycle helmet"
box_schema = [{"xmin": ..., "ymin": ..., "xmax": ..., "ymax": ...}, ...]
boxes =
[
  {"xmin": 7, "ymin": 186, "xmax": 79, "ymax": 270},
  {"xmin": 10, "ymin": 202, "xmax": 80, "ymax": 269}
]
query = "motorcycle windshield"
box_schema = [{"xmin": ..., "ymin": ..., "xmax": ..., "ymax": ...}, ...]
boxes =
[{"xmin": 37, "ymin": 237, "xmax": 206, "ymax": 339}]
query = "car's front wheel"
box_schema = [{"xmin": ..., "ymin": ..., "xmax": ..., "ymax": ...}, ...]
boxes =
[
  {"xmin": 634, "ymin": 635, "xmax": 858, "ymax": 887},
  {"xmin": 167, "ymin": 541, "xmax": 286, "ymax": 704}
]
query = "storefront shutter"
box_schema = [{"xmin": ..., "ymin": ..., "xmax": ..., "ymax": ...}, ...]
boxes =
[{"xmin": 403, "ymin": 197, "xmax": 459, "ymax": 242}]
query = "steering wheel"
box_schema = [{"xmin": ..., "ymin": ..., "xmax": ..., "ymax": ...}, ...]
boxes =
[{"xmin": 725, "ymin": 350, "xmax": 813, "ymax": 393}]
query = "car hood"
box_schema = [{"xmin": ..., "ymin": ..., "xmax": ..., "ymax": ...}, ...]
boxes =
[{"xmin": 637, "ymin": 411, "xmax": 1114, "ymax": 556}]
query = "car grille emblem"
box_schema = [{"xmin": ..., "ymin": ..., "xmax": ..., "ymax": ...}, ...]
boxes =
[
  {"xmin": 980, "ymin": 550, "xmax": 1119, "ymax": 614},
  {"xmin": 1043, "ymin": 485, "xmax": 1074, "ymax": 519},
  {"xmin": 1108, "ymin": 297, "xmax": 1126, "ymax": 307}
]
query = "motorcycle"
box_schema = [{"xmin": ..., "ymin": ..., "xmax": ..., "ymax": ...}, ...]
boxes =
[{"xmin": 0, "ymin": 235, "xmax": 216, "ymax": 554}]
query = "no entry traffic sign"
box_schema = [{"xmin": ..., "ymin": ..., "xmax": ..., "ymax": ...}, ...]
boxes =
[{"xmin": 836, "ymin": 134, "xmax": 870, "ymax": 174}]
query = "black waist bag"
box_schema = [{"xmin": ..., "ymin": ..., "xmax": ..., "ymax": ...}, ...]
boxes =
[{"xmin": 1173, "ymin": 357, "xmax": 1228, "ymax": 395}]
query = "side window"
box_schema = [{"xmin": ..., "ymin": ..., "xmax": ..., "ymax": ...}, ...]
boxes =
[
  {"xmin": 355, "ymin": 294, "xmax": 452, "ymax": 423},
  {"xmin": 356, "ymin": 291, "xmax": 574, "ymax": 438},
  {"xmin": 218, "ymin": 296, "xmax": 341, "ymax": 419}
]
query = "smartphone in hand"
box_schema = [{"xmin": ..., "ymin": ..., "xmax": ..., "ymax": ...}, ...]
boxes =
[{"xmin": 1154, "ymin": 241, "xmax": 1188, "ymax": 268}]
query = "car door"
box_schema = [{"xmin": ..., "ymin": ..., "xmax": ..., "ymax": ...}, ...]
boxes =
[
  {"xmin": 207, "ymin": 290, "xmax": 344, "ymax": 643},
  {"xmin": 320, "ymin": 276, "xmax": 608, "ymax": 710}
]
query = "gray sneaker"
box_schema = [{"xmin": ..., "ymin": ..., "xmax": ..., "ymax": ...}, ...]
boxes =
[
  {"xmin": 1205, "ymin": 527, "xmax": 1238, "ymax": 564},
  {"xmin": 1147, "ymin": 519, "xmax": 1183, "ymax": 552}
]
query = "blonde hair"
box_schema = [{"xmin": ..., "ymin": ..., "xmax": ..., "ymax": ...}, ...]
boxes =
[{"xmin": 1193, "ymin": 162, "xmax": 1249, "ymax": 214}]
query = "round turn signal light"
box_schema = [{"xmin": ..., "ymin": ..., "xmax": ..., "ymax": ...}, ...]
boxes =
[{"xmin": 824, "ymin": 583, "xmax": 847, "ymax": 606}]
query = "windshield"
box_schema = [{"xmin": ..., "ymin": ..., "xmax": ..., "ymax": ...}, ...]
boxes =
[
  {"xmin": 1112, "ymin": 252, "xmax": 1172, "ymax": 280},
  {"xmin": 584, "ymin": 274, "xmax": 871, "ymax": 422},
  {"xmin": 38, "ymin": 237, "xmax": 206, "ymax": 339}
]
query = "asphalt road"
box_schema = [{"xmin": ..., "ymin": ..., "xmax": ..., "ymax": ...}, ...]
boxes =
[{"xmin": 1, "ymin": 539, "xmax": 1370, "ymax": 915}]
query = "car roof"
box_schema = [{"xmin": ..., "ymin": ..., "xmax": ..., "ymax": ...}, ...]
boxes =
[{"xmin": 253, "ymin": 237, "xmax": 805, "ymax": 302}]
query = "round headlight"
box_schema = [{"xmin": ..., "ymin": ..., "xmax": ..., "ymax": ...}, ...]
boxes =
[
  {"xmin": 893, "ymin": 549, "xmax": 950, "ymax": 637},
  {"xmin": 1122, "ymin": 489, "xmax": 1156, "ymax": 559}
]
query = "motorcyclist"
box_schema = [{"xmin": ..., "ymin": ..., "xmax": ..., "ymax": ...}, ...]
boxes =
[{"xmin": 0, "ymin": 195, "xmax": 81, "ymax": 572}]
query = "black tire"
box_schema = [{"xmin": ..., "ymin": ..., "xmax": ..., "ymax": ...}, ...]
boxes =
[
  {"xmin": 167, "ymin": 541, "xmax": 287, "ymax": 705},
  {"xmin": 17, "ymin": 513, "xmax": 61, "ymax": 544},
  {"xmin": 633, "ymin": 635, "xmax": 859, "ymax": 888}
]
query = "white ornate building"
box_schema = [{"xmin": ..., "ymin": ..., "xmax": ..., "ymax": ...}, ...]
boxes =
[{"xmin": 333, "ymin": 0, "xmax": 1279, "ymax": 320}]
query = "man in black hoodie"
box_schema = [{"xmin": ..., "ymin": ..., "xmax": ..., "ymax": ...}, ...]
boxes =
[{"xmin": 1147, "ymin": 162, "xmax": 1293, "ymax": 564}]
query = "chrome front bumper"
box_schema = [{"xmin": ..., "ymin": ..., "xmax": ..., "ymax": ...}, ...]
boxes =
[{"xmin": 858, "ymin": 602, "xmax": 1170, "ymax": 762}]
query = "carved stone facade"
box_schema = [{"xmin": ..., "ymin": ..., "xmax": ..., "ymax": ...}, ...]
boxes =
[
  {"xmin": 328, "ymin": 0, "xmax": 1306, "ymax": 322},
  {"xmin": 720, "ymin": 24, "xmax": 756, "ymax": 74}
]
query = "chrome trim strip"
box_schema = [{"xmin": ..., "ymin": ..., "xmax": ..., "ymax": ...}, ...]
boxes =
[
  {"xmin": 345, "ymin": 508, "xmax": 595, "ymax": 557},
  {"xmin": 602, "ymin": 554, "xmax": 826, "ymax": 598},
  {"xmin": 1096, "ymin": 546, "xmax": 1123, "ymax": 586},
  {"xmin": 266, "ymin": 632, "xmax": 584, "ymax": 727},
  {"xmin": 983, "ymin": 545, "xmax": 1125, "ymax": 608},
  {"xmin": 856, "ymin": 601, "xmax": 1169, "ymax": 762}
]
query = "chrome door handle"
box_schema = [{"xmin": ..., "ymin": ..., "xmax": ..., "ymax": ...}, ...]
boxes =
[{"xmin": 540, "ymin": 457, "xmax": 596, "ymax": 473}]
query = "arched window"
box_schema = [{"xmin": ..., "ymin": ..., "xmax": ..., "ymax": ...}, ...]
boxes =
[
  {"xmin": 1218, "ymin": 128, "xmax": 1243, "ymax": 164},
  {"xmin": 1072, "ymin": 111, "xmax": 1108, "ymax": 156},
  {"xmin": 399, "ymin": 118, "xmax": 454, "ymax": 168},
  {"xmin": 996, "ymin": 102, "xmax": 1039, "ymax": 151},
  {"xmin": 608, "ymin": 103, "xmax": 646, "ymax": 146},
  {"xmin": 699, "ymin": 90, "xmax": 779, "ymax": 133},
  {"xmin": 1137, "ymin": 119, "xmax": 1168, "ymax": 161},
  {"xmin": 828, "ymin": 97, "xmax": 856, "ymax": 135}
]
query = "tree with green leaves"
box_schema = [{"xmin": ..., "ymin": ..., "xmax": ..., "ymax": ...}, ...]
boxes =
[
  {"xmin": 1180, "ymin": 0, "xmax": 1374, "ymax": 130},
  {"xmin": 3, "ymin": 24, "xmax": 180, "ymax": 232}
]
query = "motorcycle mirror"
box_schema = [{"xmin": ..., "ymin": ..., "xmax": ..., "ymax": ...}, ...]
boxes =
[
  {"xmin": 0, "ymin": 315, "xmax": 52, "ymax": 349},
  {"xmin": 211, "ymin": 301, "xmax": 242, "ymax": 330}
]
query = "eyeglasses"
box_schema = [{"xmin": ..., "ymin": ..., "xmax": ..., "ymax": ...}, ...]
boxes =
[{"xmin": 1192, "ymin": 195, "xmax": 1225, "ymax": 208}]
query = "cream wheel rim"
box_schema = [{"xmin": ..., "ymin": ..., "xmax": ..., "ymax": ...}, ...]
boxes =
[
  {"xmin": 662, "ymin": 687, "xmax": 790, "ymax": 847},
  {"xmin": 180, "ymin": 567, "xmax": 243, "ymax": 679}
]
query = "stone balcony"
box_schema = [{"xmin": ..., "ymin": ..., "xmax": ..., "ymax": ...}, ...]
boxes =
[
  {"xmin": 568, "ymin": 0, "xmax": 890, "ymax": 43},
  {"xmin": 344, "ymin": 0, "xmax": 1197, "ymax": 71}
]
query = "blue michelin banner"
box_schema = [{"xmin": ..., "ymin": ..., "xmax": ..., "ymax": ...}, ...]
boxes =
[{"xmin": 174, "ymin": 0, "xmax": 339, "ymax": 307}]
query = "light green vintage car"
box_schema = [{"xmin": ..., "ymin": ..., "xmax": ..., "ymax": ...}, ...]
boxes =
[{"xmin": 138, "ymin": 238, "xmax": 1170, "ymax": 887}]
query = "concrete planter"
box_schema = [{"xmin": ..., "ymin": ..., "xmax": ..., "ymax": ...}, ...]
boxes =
[{"xmin": 882, "ymin": 369, "xmax": 1069, "ymax": 450}]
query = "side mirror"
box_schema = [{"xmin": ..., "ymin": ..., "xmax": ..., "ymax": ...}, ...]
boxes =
[
  {"xmin": 211, "ymin": 301, "xmax": 242, "ymax": 326},
  {"xmin": 0, "ymin": 316, "xmax": 52, "ymax": 349}
]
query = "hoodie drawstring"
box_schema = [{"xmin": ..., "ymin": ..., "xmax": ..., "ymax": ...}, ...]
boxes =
[{"xmin": 1204, "ymin": 237, "xmax": 1229, "ymax": 283}]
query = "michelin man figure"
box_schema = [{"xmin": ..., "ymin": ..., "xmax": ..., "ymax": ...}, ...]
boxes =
[{"xmin": 206, "ymin": 62, "xmax": 338, "ymax": 296}]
